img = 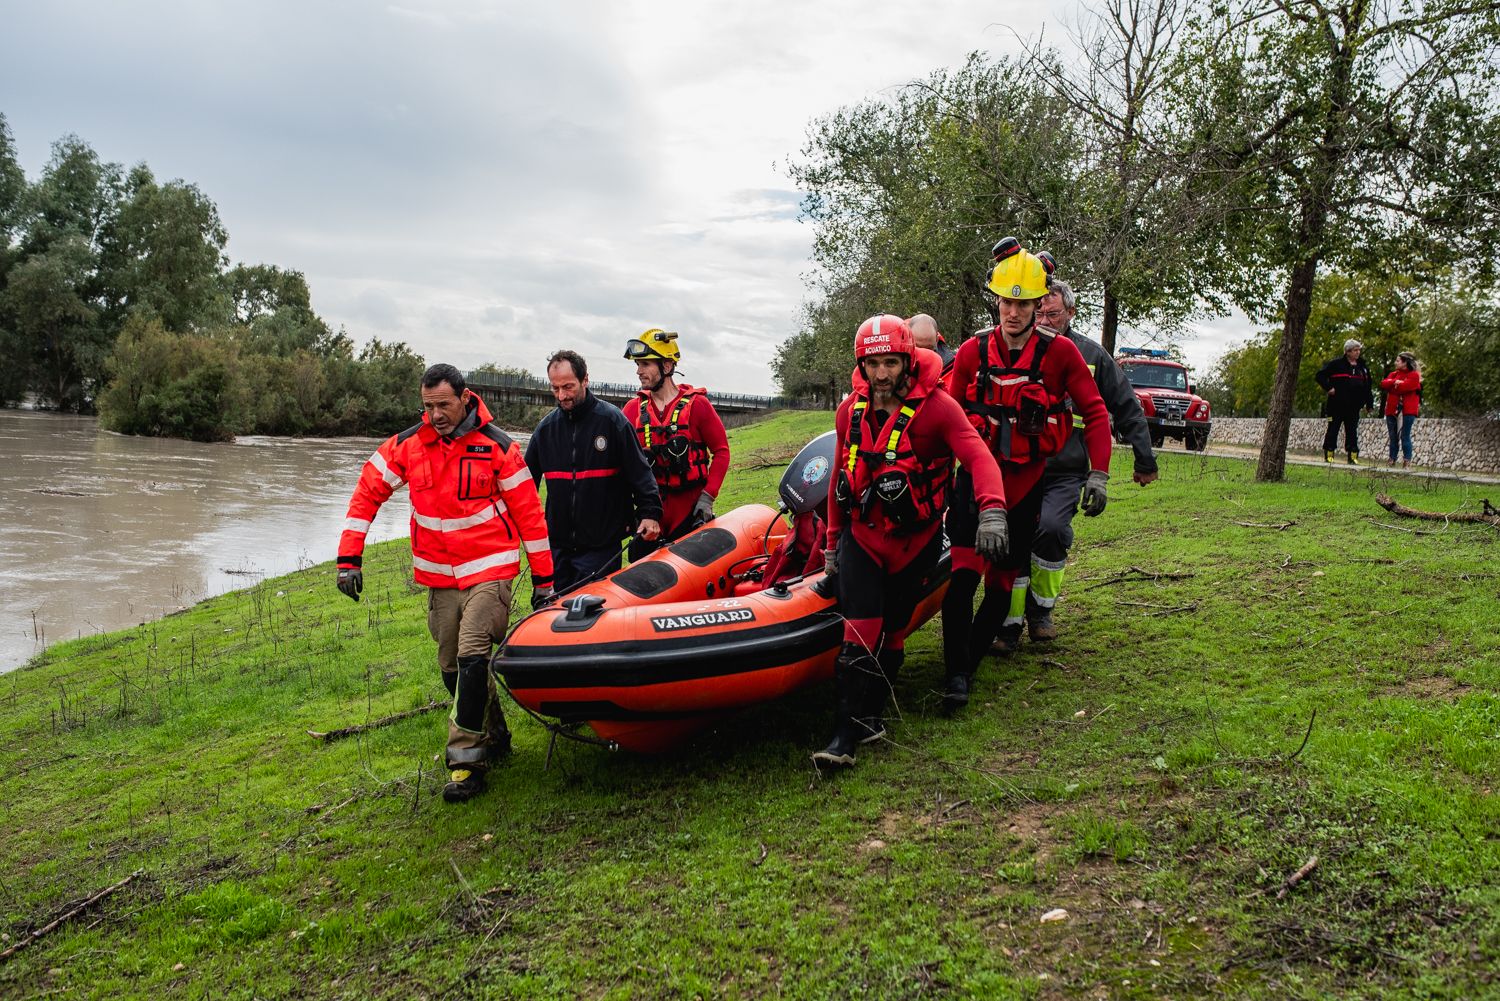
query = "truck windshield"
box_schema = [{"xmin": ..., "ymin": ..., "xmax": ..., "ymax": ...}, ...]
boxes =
[{"xmin": 1122, "ymin": 363, "xmax": 1188, "ymax": 392}]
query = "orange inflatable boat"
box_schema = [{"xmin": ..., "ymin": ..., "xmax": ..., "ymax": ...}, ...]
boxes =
[{"xmin": 495, "ymin": 501, "xmax": 951, "ymax": 753}]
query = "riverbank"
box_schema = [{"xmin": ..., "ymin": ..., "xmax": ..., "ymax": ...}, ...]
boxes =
[{"xmin": 2, "ymin": 411, "xmax": 1495, "ymax": 999}]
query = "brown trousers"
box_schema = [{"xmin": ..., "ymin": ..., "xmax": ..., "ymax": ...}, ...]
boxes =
[{"xmin": 428, "ymin": 581, "xmax": 511, "ymax": 768}]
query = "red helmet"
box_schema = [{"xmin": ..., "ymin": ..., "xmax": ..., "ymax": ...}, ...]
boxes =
[{"xmin": 854, "ymin": 314, "xmax": 914, "ymax": 361}]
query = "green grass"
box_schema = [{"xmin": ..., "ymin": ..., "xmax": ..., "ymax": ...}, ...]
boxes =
[{"xmin": 2, "ymin": 410, "xmax": 1496, "ymax": 999}]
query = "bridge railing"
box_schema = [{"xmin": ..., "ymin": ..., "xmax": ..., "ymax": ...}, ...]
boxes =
[{"xmin": 462, "ymin": 371, "xmax": 809, "ymax": 411}]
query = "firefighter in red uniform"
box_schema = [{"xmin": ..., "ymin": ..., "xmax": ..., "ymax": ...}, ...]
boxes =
[
  {"xmin": 813, "ymin": 315, "xmax": 1009, "ymax": 768},
  {"xmin": 941, "ymin": 240, "xmax": 1113, "ymax": 710},
  {"xmin": 621, "ymin": 329, "xmax": 732, "ymax": 560},
  {"xmin": 336, "ymin": 364, "xmax": 554, "ymax": 803}
]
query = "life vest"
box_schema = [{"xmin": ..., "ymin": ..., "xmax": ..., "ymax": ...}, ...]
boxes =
[
  {"xmin": 834, "ymin": 390, "xmax": 950, "ymax": 533},
  {"xmin": 636, "ymin": 388, "xmax": 712, "ymax": 490},
  {"xmin": 961, "ymin": 328, "xmax": 1073, "ymax": 464}
]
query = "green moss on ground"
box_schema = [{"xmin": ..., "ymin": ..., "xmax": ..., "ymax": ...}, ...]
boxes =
[{"xmin": 1, "ymin": 411, "xmax": 1496, "ymax": 999}]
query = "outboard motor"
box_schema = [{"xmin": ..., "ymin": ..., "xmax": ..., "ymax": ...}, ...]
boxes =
[{"xmin": 778, "ymin": 430, "xmax": 837, "ymax": 517}]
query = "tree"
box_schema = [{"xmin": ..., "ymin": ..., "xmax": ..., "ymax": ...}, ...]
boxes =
[
  {"xmin": 1026, "ymin": 0, "xmax": 1250, "ymax": 351},
  {"xmin": 0, "ymin": 114, "xmax": 28, "ymax": 406},
  {"xmin": 1189, "ymin": 0, "xmax": 1500, "ymax": 480},
  {"xmin": 97, "ymin": 164, "xmax": 228, "ymax": 333},
  {"xmin": 0, "ymin": 235, "xmax": 105, "ymax": 409}
]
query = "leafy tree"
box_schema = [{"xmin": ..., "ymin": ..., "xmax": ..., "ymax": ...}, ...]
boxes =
[
  {"xmin": 97, "ymin": 315, "xmax": 236, "ymax": 440},
  {"xmin": 97, "ymin": 165, "xmax": 229, "ymax": 333},
  {"xmin": 0, "ymin": 235, "xmax": 105, "ymax": 409},
  {"xmin": 1186, "ymin": 0, "xmax": 1500, "ymax": 480},
  {"xmin": 18, "ymin": 135, "xmax": 119, "ymax": 257},
  {"xmin": 0, "ymin": 114, "xmax": 28, "ymax": 406}
]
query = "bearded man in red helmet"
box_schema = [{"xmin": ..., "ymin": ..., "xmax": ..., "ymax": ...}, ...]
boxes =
[
  {"xmin": 941, "ymin": 239, "xmax": 1113, "ymax": 711},
  {"xmin": 812, "ymin": 314, "xmax": 1009, "ymax": 768}
]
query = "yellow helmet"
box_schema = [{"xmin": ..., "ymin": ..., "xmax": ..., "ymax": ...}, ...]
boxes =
[
  {"xmin": 624, "ymin": 328, "xmax": 680, "ymax": 363},
  {"xmin": 986, "ymin": 241, "xmax": 1051, "ymax": 300}
]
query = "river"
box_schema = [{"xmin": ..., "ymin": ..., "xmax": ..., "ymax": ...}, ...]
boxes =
[{"xmin": 1, "ymin": 411, "xmax": 520, "ymax": 671}]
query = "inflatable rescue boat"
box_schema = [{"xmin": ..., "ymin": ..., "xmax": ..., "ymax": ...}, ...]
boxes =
[{"xmin": 495, "ymin": 434, "xmax": 952, "ymax": 753}]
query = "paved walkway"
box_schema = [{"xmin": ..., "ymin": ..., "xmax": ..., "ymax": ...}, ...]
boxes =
[{"xmin": 1149, "ymin": 440, "xmax": 1500, "ymax": 486}]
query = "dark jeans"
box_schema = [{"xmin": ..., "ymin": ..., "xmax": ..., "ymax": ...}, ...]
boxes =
[
  {"xmin": 1323, "ymin": 410, "xmax": 1361, "ymax": 454},
  {"xmin": 554, "ymin": 546, "xmax": 623, "ymax": 594},
  {"xmin": 1386, "ymin": 414, "xmax": 1417, "ymax": 462}
]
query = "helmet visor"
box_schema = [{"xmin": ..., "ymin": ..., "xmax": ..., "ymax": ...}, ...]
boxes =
[{"xmin": 624, "ymin": 339, "xmax": 659, "ymax": 360}]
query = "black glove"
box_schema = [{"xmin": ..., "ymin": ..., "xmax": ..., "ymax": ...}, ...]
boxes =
[
  {"xmin": 336, "ymin": 568, "xmax": 363, "ymax": 602},
  {"xmin": 1080, "ymin": 470, "xmax": 1109, "ymax": 517},
  {"xmin": 530, "ymin": 586, "xmax": 556, "ymax": 611},
  {"xmin": 974, "ymin": 507, "xmax": 1010, "ymax": 562}
]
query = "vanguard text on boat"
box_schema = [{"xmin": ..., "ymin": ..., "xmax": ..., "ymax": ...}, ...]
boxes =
[{"xmin": 495, "ymin": 434, "xmax": 952, "ymax": 752}]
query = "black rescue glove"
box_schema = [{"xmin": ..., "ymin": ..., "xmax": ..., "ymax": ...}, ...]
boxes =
[
  {"xmin": 336, "ymin": 568, "xmax": 363, "ymax": 602},
  {"xmin": 974, "ymin": 507, "xmax": 1010, "ymax": 562},
  {"xmin": 530, "ymin": 586, "xmax": 557, "ymax": 611},
  {"xmin": 1080, "ymin": 470, "xmax": 1110, "ymax": 517}
]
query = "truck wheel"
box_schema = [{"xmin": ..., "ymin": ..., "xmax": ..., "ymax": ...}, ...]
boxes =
[
  {"xmin": 1187, "ymin": 430, "xmax": 1208, "ymax": 452},
  {"xmin": 1150, "ymin": 430, "xmax": 1165, "ymax": 449}
]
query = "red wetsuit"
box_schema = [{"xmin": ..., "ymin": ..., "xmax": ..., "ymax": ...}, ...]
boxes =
[
  {"xmin": 622, "ymin": 384, "xmax": 731, "ymax": 538},
  {"xmin": 828, "ymin": 348, "xmax": 1004, "ymax": 649}
]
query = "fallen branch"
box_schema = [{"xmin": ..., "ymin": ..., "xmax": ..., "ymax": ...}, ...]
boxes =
[
  {"xmin": 0, "ymin": 870, "xmax": 143, "ymax": 963},
  {"xmin": 1375, "ymin": 493, "xmax": 1500, "ymax": 527},
  {"xmin": 1363, "ymin": 518, "xmax": 1437, "ymax": 536},
  {"xmin": 308, "ymin": 699, "xmax": 450, "ymax": 742},
  {"xmin": 1275, "ymin": 856, "xmax": 1319, "ymax": 900},
  {"xmin": 1234, "ymin": 520, "xmax": 1297, "ymax": 530},
  {"xmin": 1081, "ymin": 566, "xmax": 1195, "ymax": 591}
]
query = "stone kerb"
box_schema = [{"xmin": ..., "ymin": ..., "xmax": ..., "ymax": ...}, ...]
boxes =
[{"xmin": 1209, "ymin": 416, "xmax": 1500, "ymax": 473}]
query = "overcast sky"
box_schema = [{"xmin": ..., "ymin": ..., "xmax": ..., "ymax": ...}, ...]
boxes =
[{"xmin": 1, "ymin": 1, "xmax": 1250, "ymax": 395}]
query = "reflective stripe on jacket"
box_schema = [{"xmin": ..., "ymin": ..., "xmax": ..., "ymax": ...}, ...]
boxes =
[{"xmin": 338, "ymin": 396, "xmax": 553, "ymax": 590}]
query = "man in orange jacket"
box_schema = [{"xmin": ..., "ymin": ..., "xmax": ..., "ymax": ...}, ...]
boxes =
[{"xmin": 336, "ymin": 364, "xmax": 554, "ymax": 803}]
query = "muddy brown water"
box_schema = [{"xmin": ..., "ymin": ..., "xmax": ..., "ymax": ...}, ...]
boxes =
[{"xmin": 1, "ymin": 410, "xmax": 529, "ymax": 672}]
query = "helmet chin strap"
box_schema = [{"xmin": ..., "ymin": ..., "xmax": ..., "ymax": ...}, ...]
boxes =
[{"xmin": 645, "ymin": 361, "xmax": 673, "ymax": 393}]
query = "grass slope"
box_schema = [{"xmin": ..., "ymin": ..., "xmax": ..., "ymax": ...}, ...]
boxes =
[{"xmin": 1, "ymin": 410, "xmax": 1495, "ymax": 1000}]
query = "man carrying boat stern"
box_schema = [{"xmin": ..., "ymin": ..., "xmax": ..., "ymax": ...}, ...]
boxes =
[
  {"xmin": 814, "ymin": 315, "xmax": 1008, "ymax": 768},
  {"xmin": 336, "ymin": 364, "xmax": 554, "ymax": 803}
]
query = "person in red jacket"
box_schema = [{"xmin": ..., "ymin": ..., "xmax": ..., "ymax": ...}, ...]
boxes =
[
  {"xmin": 941, "ymin": 240, "xmax": 1113, "ymax": 708},
  {"xmin": 336, "ymin": 364, "xmax": 554, "ymax": 803},
  {"xmin": 813, "ymin": 314, "xmax": 1008, "ymax": 768},
  {"xmin": 1381, "ymin": 351, "xmax": 1422, "ymax": 467},
  {"xmin": 621, "ymin": 328, "xmax": 731, "ymax": 560}
]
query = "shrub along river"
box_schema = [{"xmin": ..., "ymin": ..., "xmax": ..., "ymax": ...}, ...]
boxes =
[{"xmin": 0, "ymin": 409, "xmax": 503, "ymax": 671}]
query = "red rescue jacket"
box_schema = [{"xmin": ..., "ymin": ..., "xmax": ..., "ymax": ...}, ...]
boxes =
[
  {"xmin": 829, "ymin": 348, "xmax": 1005, "ymax": 555},
  {"xmin": 946, "ymin": 327, "xmax": 1113, "ymax": 473},
  {"xmin": 1380, "ymin": 370, "xmax": 1422, "ymax": 416},
  {"xmin": 623, "ymin": 386, "xmax": 721, "ymax": 491},
  {"xmin": 338, "ymin": 396, "xmax": 554, "ymax": 590}
]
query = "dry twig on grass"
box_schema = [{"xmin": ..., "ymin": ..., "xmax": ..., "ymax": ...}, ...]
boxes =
[
  {"xmin": 1234, "ymin": 520, "xmax": 1297, "ymax": 530},
  {"xmin": 0, "ymin": 870, "xmax": 143, "ymax": 963},
  {"xmin": 1080, "ymin": 566, "xmax": 1195, "ymax": 591},
  {"xmin": 307, "ymin": 699, "xmax": 450, "ymax": 742},
  {"xmin": 1275, "ymin": 856, "xmax": 1319, "ymax": 899},
  {"xmin": 1375, "ymin": 493, "xmax": 1500, "ymax": 527}
]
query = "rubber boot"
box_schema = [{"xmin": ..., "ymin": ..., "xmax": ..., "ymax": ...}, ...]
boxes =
[
  {"xmin": 1324, "ymin": 450, "xmax": 1334, "ymax": 463},
  {"xmin": 857, "ymin": 648, "xmax": 902, "ymax": 743},
  {"xmin": 971, "ymin": 587, "xmax": 1015, "ymax": 658},
  {"xmin": 1025, "ymin": 591, "xmax": 1058, "ymax": 642},
  {"xmin": 942, "ymin": 570, "xmax": 980, "ymax": 714},
  {"xmin": 813, "ymin": 644, "xmax": 877, "ymax": 767},
  {"xmin": 443, "ymin": 768, "xmax": 486, "ymax": 803},
  {"xmin": 1348, "ymin": 451, "xmax": 1360, "ymax": 465}
]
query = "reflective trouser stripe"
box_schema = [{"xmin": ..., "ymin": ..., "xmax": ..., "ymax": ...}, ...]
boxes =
[
  {"xmin": 1004, "ymin": 575, "xmax": 1030, "ymax": 626},
  {"xmin": 1029, "ymin": 555, "xmax": 1067, "ymax": 608}
]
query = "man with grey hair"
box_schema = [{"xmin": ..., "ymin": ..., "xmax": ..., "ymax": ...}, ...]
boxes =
[
  {"xmin": 1314, "ymin": 339, "xmax": 1374, "ymax": 463},
  {"xmin": 1016, "ymin": 279, "xmax": 1157, "ymax": 644},
  {"xmin": 907, "ymin": 313, "xmax": 956, "ymax": 374}
]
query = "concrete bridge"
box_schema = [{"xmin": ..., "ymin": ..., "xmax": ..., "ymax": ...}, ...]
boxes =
[{"xmin": 463, "ymin": 371, "xmax": 801, "ymax": 415}]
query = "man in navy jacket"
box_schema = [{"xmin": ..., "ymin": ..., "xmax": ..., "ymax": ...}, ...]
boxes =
[{"xmin": 525, "ymin": 350, "xmax": 662, "ymax": 594}]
